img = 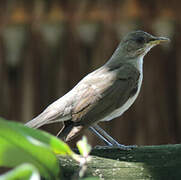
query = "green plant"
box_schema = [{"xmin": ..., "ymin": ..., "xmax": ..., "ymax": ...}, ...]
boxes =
[{"xmin": 0, "ymin": 118, "xmax": 95, "ymax": 180}]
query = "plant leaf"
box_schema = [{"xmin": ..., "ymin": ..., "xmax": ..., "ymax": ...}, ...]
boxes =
[
  {"xmin": 0, "ymin": 118, "xmax": 61, "ymax": 179},
  {"xmin": 5, "ymin": 119, "xmax": 74, "ymax": 156},
  {"xmin": 77, "ymin": 136, "xmax": 92, "ymax": 157},
  {"xmin": 0, "ymin": 163, "xmax": 40, "ymax": 180}
]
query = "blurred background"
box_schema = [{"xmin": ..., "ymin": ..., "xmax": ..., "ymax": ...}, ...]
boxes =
[{"xmin": 0, "ymin": 0, "xmax": 180, "ymax": 147}]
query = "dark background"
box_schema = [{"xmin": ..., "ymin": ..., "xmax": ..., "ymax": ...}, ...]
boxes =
[{"xmin": 0, "ymin": 0, "xmax": 180, "ymax": 147}]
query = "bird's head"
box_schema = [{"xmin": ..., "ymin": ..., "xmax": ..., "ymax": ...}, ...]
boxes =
[{"xmin": 120, "ymin": 30, "xmax": 169, "ymax": 59}]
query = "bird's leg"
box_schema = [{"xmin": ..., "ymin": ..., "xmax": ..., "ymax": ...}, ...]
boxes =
[
  {"xmin": 89, "ymin": 124, "xmax": 136, "ymax": 150},
  {"xmin": 89, "ymin": 126, "xmax": 113, "ymax": 146}
]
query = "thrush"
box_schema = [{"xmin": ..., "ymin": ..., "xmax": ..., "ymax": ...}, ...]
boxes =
[{"xmin": 26, "ymin": 30, "xmax": 169, "ymax": 149}]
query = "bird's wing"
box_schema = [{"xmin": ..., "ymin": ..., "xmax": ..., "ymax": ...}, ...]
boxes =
[{"xmin": 71, "ymin": 64, "xmax": 140, "ymax": 126}]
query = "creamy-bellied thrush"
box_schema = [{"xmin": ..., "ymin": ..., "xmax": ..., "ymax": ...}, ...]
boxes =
[{"xmin": 26, "ymin": 30, "xmax": 169, "ymax": 149}]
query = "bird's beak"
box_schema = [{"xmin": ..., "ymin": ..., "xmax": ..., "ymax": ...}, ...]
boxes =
[{"xmin": 149, "ymin": 37, "xmax": 170, "ymax": 45}]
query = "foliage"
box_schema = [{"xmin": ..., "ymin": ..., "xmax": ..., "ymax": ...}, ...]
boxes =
[
  {"xmin": 0, "ymin": 118, "xmax": 94, "ymax": 180},
  {"xmin": 0, "ymin": 163, "xmax": 40, "ymax": 180}
]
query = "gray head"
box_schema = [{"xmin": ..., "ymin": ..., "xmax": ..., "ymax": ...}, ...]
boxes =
[{"xmin": 119, "ymin": 30, "xmax": 169, "ymax": 59}]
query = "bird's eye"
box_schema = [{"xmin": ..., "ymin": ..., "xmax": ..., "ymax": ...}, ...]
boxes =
[{"xmin": 135, "ymin": 36, "xmax": 145, "ymax": 44}]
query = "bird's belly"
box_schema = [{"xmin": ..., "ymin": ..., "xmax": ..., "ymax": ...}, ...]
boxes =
[
  {"xmin": 100, "ymin": 75, "xmax": 142, "ymax": 122},
  {"xmin": 101, "ymin": 95, "xmax": 137, "ymax": 121}
]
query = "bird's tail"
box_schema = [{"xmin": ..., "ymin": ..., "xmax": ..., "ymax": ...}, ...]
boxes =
[
  {"xmin": 25, "ymin": 108, "xmax": 58, "ymax": 128},
  {"xmin": 25, "ymin": 117, "xmax": 45, "ymax": 128}
]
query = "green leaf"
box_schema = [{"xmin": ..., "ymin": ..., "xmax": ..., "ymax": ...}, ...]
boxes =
[
  {"xmin": 0, "ymin": 163, "xmax": 40, "ymax": 180},
  {"xmin": 77, "ymin": 136, "xmax": 92, "ymax": 157},
  {"xmin": 0, "ymin": 118, "xmax": 62, "ymax": 179},
  {"xmin": 0, "ymin": 118, "xmax": 74, "ymax": 156}
]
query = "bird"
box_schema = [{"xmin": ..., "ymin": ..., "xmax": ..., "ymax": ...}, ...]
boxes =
[{"xmin": 26, "ymin": 30, "xmax": 169, "ymax": 149}]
